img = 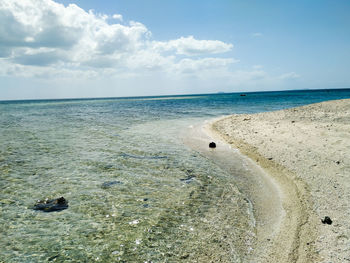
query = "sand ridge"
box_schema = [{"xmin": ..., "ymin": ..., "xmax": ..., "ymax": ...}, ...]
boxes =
[{"xmin": 211, "ymin": 99, "xmax": 350, "ymax": 262}]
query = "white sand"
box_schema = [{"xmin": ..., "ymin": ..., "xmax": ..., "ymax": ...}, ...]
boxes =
[{"xmin": 211, "ymin": 99, "xmax": 350, "ymax": 262}]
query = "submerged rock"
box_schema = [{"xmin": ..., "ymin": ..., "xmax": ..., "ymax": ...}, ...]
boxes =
[
  {"xmin": 120, "ymin": 152, "xmax": 167, "ymax": 160},
  {"xmin": 33, "ymin": 197, "xmax": 68, "ymax": 212},
  {"xmin": 48, "ymin": 255, "xmax": 60, "ymax": 261},
  {"xmin": 180, "ymin": 176, "xmax": 195, "ymax": 184},
  {"xmin": 209, "ymin": 142, "xmax": 216, "ymax": 148},
  {"xmin": 101, "ymin": 180, "xmax": 123, "ymax": 189}
]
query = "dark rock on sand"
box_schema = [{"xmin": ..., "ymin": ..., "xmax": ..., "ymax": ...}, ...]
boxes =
[
  {"xmin": 209, "ymin": 142, "xmax": 216, "ymax": 148},
  {"xmin": 101, "ymin": 181, "xmax": 123, "ymax": 189},
  {"xmin": 33, "ymin": 197, "xmax": 68, "ymax": 212},
  {"xmin": 321, "ymin": 216, "xmax": 332, "ymax": 225}
]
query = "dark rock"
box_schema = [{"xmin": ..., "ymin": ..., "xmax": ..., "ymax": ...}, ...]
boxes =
[
  {"xmin": 180, "ymin": 176, "xmax": 195, "ymax": 184},
  {"xmin": 120, "ymin": 153, "xmax": 167, "ymax": 160},
  {"xmin": 180, "ymin": 254, "xmax": 190, "ymax": 259},
  {"xmin": 48, "ymin": 255, "xmax": 60, "ymax": 261},
  {"xmin": 101, "ymin": 181, "xmax": 123, "ymax": 189},
  {"xmin": 336, "ymin": 161, "xmax": 340, "ymax": 165},
  {"xmin": 240, "ymin": 94, "xmax": 246, "ymax": 96},
  {"xmin": 104, "ymin": 164, "xmax": 114, "ymax": 169},
  {"xmin": 209, "ymin": 142, "xmax": 216, "ymax": 148},
  {"xmin": 33, "ymin": 197, "xmax": 68, "ymax": 212},
  {"xmin": 321, "ymin": 216, "xmax": 332, "ymax": 225}
]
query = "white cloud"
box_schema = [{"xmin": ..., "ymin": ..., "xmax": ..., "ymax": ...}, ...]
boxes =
[
  {"xmin": 174, "ymin": 58, "xmax": 237, "ymax": 74},
  {"xmin": 232, "ymin": 70, "xmax": 267, "ymax": 81},
  {"xmin": 251, "ymin": 32, "xmax": 263, "ymax": 38},
  {"xmin": 0, "ymin": 0, "xmax": 300, "ymax": 98},
  {"xmin": 0, "ymin": 0, "xmax": 236, "ymax": 78},
  {"xmin": 126, "ymin": 50, "xmax": 174, "ymax": 71},
  {"xmin": 0, "ymin": 0, "xmax": 151, "ymax": 70},
  {"xmin": 152, "ymin": 36, "xmax": 233, "ymax": 56},
  {"xmin": 112, "ymin": 14, "xmax": 123, "ymax": 21},
  {"xmin": 278, "ymin": 72, "xmax": 300, "ymax": 80}
]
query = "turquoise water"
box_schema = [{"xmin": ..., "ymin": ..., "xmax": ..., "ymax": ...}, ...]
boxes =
[{"xmin": 1, "ymin": 89, "xmax": 350, "ymax": 262}]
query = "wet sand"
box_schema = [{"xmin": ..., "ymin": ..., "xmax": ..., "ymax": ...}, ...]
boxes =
[
  {"xmin": 210, "ymin": 99, "xmax": 350, "ymax": 262},
  {"xmin": 185, "ymin": 122, "xmax": 285, "ymax": 262}
]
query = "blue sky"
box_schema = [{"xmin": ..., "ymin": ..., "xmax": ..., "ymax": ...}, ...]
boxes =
[{"xmin": 0, "ymin": 0, "xmax": 349, "ymax": 100}]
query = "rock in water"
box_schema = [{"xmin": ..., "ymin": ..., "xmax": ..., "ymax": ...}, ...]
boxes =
[
  {"xmin": 33, "ymin": 197, "xmax": 68, "ymax": 212},
  {"xmin": 180, "ymin": 176, "xmax": 195, "ymax": 184},
  {"xmin": 209, "ymin": 142, "xmax": 216, "ymax": 148},
  {"xmin": 101, "ymin": 181, "xmax": 123, "ymax": 189},
  {"xmin": 321, "ymin": 216, "xmax": 332, "ymax": 225}
]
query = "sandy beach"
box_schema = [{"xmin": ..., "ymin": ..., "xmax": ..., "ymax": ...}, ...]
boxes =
[{"xmin": 208, "ymin": 99, "xmax": 350, "ymax": 262}]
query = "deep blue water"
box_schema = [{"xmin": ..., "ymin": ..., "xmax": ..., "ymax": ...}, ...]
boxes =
[{"xmin": 2, "ymin": 89, "xmax": 350, "ymax": 119}]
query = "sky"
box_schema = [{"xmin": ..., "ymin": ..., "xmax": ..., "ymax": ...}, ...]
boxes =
[{"xmin": 0, "ymin": 0, "xmax": 349, "ymax": 100}]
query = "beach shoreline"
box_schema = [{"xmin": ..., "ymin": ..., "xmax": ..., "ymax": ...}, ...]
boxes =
[
  {"xmin": 206, "ymin": 119, "xmax": 318, "ymax": 262},
  {"xmin": 209, "ymin": 99, "xmax": 350, "ymax": 262},
  {"xmin": 184, "ymin": 120, "xmax": 284, "ymax": 261}
]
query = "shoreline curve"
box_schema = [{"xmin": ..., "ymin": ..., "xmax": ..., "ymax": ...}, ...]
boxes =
[
  {"xmin": 208, "ymin": 117, "xmax": 319, "ymax": 262},
  {"xmin": 184, "ymin": 118, "xmax": 318, "ymax": 262},
  {"xmin": 209, "ymin": 99, "xmax": 350, "ymax": 262}
]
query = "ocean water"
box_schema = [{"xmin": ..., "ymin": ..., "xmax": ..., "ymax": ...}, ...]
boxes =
[{"xmin": 1, "ymin": 89, "xmax": 350, "ymax": 262}]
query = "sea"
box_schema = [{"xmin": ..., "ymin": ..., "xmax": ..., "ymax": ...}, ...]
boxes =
[{"xmin": 1, "ymin": 89, "xmax": 350, "ymax": 262}]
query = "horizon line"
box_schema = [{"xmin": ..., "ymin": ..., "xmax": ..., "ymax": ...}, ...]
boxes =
[{"xmin": 1, "ymin": 87, "xmax": 349, "ymax": 103}]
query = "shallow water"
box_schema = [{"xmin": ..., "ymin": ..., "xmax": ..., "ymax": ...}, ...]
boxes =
[{"xmin": 1, "ymin": 89, "xmax": 350, "ymax": 262}]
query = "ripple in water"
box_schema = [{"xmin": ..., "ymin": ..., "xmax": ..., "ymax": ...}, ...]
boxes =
[{"xmin": 1, "ymin": 89, "xmax": 350, "ymax": 262}]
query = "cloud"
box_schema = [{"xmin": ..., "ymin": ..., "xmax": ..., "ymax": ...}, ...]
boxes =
[
  {"xmin": 251, "ymin": 32, "xmax": 263, "ymax": 38},
  {"xmin": 12, "ymin": 49, "xmax": 64, "ymax": 66},
  {"xmin": 278, "ymin": 72, "xmax": 300, "ymax": 80},
  {"xmin": 174, "ymin": 58, "xmax": 237, "ymax": 74},
  {"xmin": 0, "ymin": 1, "xmax": 152, "ymax": 68},
  {"xmin": 112, "ymin": 14, "xmax": 123, "ymax": 21},
  {"xmin": 0, "ymin": 1, "xmax": 83, "ymax": 49},
  {"xmin": 230, "ymin": 70, "xmax": 267, "ymax": 82},
  {"xmin": 152, "ymin": 36, "xmax": 233, "ymax": 56},
  {"xmin": 0, "ymin": 0, "xmax": 236, "ymax": 78},
  {"xmin": 0, "ymin": 0, "xmax": 299, "ymax": 96}
]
